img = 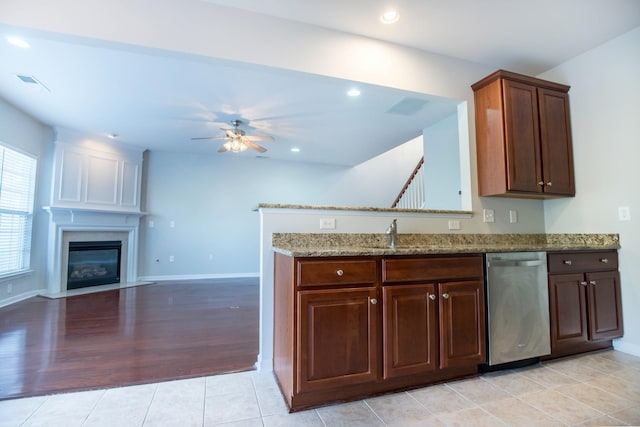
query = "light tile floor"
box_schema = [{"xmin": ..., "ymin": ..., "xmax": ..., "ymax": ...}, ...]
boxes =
[{"xmin": 1, "ymin": 350, "xmax": 639, "ymax": 426}]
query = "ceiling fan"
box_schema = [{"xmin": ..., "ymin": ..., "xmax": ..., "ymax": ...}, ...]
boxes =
[{"xmin": 191, "ymin": 119, "xmax": 274, "ymax": 153}]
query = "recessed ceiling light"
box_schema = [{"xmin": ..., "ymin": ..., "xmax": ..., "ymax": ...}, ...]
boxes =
[
  {"xmin": 347, "ymin": 89, "xmax": 361, "ymax": 97},
  {"xmin": 381, "ymin": 10, "xmax": 400, "ymax": 24},
  {"xmin": 291, "ymin": 147, "xmax": 300, "ymax": 153},
  {"xmin": 6, "ymin": 36, "xmax": 30, "ymax": 48}
]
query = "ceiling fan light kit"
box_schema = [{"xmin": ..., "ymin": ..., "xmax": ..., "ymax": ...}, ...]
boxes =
[{"xmin": 191, "ymin": 119, "xmax": 274, "ymax": 154}]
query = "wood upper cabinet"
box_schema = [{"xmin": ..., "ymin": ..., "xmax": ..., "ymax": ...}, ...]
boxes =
[
  {"xmin": 472, "ymin": 70, "xmax": 575, "ymax": 198},
  {"xmin": 547, "ymin": 251, "xmax": 623, "ymax": 358}
]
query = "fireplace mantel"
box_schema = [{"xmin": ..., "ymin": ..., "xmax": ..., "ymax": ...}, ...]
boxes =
[{"xmin": 44, "ymin": 206, "xmax": 145, "ymax": 295}]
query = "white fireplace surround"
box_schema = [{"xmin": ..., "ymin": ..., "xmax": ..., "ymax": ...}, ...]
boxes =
[{"xmin": 45, "ymin": 207, "xmax": 144, "ymax": 295}]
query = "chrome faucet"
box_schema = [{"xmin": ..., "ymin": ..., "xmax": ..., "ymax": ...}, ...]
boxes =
[{"xmin": 386, "ymin": 218, "xmax": 398, "ymax": 249}]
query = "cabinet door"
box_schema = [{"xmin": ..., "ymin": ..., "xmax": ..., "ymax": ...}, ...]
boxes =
[
  {"xmin": 502, "ymin": 79, "xmax": 543, "ymax": 193},
  {"xmin": 548, "ymin": 273, "xmax": 588, "ymax": 350},
  {"xmin": 439, "ymin": 280, "xmax": 485, "ymax": 369},
  {"xmin": 382, "ymin": 284, "xmax": 438, "ymax": 379},
  {"xmin": 538, "ymin": 88, "xmax": 575, "ymax": 196},
  {"xmin": 586, "ymin": 271, "xmax": 624, "ymax": 340},
  {"xmin": 297, "ymin": 287, "xmax": 378, "ymax": 393}
]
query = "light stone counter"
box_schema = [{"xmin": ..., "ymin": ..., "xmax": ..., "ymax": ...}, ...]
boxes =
[{"xmin": 271, "ymin": 233, "xmax": 620, "ymax": 257}]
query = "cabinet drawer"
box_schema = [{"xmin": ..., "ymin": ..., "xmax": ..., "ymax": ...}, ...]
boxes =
[
  {"xmin": 548, "ymin": 251, "xmax": 618, "ymax": 274},
  {"xmin": 382, "ymin": 255, "xmax": 483, "ymax": 283},
  {"xmin": 297, "ymin": 258, "xmax": 377, "ymax": 287}
]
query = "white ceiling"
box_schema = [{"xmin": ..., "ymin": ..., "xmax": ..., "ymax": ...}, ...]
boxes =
[{"xmin": 1, "ymin": 0, "xmax": 639, "ymax": 166}]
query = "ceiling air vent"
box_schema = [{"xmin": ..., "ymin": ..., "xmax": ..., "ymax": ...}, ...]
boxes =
[
  {"xmin": 16, "ymin": 74, "xmax": 50, "ymax": 91},
  {"xmin": 386, "ymin": 97, "xmax": 428, "ymax": 116}
]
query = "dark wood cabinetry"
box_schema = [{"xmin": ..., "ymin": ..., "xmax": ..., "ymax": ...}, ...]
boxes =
[
  {"xmin": 381, "ymin": 256, "xmax": 485, "ymax": 379},
  {"xmin": 472, "ymin": 70, "xmax": 575, "ymax": 198},
  {"xmin": 547, "ymin": 250, "xmax": 623, "ymax": 358},
  {"xmin": 274, "ymin": 252, "xmax": 486, "ymax": 411}
]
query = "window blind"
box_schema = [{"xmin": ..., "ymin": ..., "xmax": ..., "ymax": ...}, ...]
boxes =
[{"xmin": 0, "ymin": 144, "xmax": 37, "ymax": 276}]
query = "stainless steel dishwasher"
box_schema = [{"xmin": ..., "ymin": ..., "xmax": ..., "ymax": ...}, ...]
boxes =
[{"xmin": 485, "ymin": 251, "xmax": 550, "ymax": 366}]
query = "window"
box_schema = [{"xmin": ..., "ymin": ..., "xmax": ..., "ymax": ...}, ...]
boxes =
[{"xmin": 0, "ymin": 143, "xmax": 37, "ymax": 276}]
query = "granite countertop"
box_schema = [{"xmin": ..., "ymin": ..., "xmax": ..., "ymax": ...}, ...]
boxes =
[{"xmin": 271, "ymin": 233, "xmax": 620, "ymax": 257}]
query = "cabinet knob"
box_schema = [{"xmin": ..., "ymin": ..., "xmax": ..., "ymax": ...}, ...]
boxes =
[
  {"xmin": 538, "ymin": 181, "xmax": 544, "ymax": 186},
  {"xmin": 442, "ymin": 293, "xmax": 449, "ymax": 299},
  {"xmin": 547, "ymin": 182, "xmax": 553, "ymax": 187},
  {"xmin": 580, "ymin": 281, "xmax": 588, "ymax": 287},
  {"xmin": 428, "ymin": 294, "xmax": 436, "ymax": 301},
  {"xmin": 589, "ymin": 280, "xmax": 597, "ymax": 285},
  {"xmin": 600, "ymin": 258, "xmax": 609, "ymax": 263},
  {"xmin": 336, "ymin": 269, "xmax": 344, "ymax": 276},
  {"xmin": 563, "ymin": 260, "xmax": 572, "ymax": 265},
  {"xmin": 370, "ymin": 298, "xmax": 377, "ymax": 305}
]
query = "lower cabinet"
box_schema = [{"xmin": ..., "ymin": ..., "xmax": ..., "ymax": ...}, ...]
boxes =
[
  {"xmin": 273, "ymin": 252, "xmax": 486, "ymax": 411},
  {"xmin": 547, "ymin": 250, "xmax": 623, "ymax": 358},
  {"xmin": 297, "ymin": 287, "xmax": 378, "ymax": 393},
  {"xmin": 382, "ymin": 257, "xmax": 485, "ymax": 379}
]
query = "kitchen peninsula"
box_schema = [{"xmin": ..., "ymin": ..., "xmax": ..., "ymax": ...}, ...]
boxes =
[{"xmin": 271, "ymin": 232, "xmax": 622, "ymax": 411}]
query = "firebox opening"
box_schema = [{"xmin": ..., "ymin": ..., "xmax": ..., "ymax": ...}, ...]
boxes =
[{"xmin": 67, "ymin": 241, "xmax": 122, "ymax": 290}]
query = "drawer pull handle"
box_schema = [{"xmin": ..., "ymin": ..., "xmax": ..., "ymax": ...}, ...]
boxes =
[
  {"xmin": 590, "ymin": 280, "xmax": 597, "ymax": 285},
  {"xmin": 563, "ymin": 260, "xmax": 572, "ymax": 265},
  {"xmin": 547, "ymin": 182, "xmax": 553, "ymax": 187},
  {"xmin": 538, "ymin": 181, "xmax": 544, "ymax": 186},
  {"xmin": 580, "ymin": 281, "xmax": 588, "ymax": 287},
  {"xmin": 428, "ymin": 294, "xmax": 436, "ymax": 301},
  {"xmin": 370, "ymin": 298, "xmax": 377, "ymax": 305},
  {"xmin": 336, "ymin": 269, "xmax": 344, "ymax": 276},
  {"xmin": 442, "ymin": 293, "xmax": 449, "ymax": 299},
  {"xmin": 600, "ymin": 258, "xmax": 609, "ymax": 263}
]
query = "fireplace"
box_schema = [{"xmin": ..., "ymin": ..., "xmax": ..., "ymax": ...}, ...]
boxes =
[{"xmin": 67, "ymin": 241, "xmax": 122, "ymax": 290}]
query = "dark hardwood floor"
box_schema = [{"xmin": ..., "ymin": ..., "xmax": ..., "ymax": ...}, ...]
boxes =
[{"xmin": 0, "ymin": 278, "xmax": 259, "ymax": 400}]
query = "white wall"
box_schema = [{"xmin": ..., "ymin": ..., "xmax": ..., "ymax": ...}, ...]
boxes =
[
  {"xmin": 139, "ymin": 140, "xmax": 422, "ymax": 279},
  {"xmin": 423, "ymin": 113, "xmax": 462, "ymax": 210},
  {"xmin": 0, "ymin": 97, "xmax": 53, "ymax": 307},
  {"xmin": 540, "ymin": 27, "xmax": 640, "ymax": 356}
]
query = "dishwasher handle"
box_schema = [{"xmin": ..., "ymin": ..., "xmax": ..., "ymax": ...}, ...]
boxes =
[{"xmin": 489, "ymin": 259, "xmax": 546, "ymax": 267}]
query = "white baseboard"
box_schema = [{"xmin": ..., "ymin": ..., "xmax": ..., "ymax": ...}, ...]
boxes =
[
  {"xmin": 138, "ymin": 272, "xmax": 259, "ymax": 282},
  {"xmin": 613, "ymin": 339, "xmax": 640, "ymax": 357},
  {"xmin": 0, "ymin": 289, "xmax": 41, "ymax": 308}
]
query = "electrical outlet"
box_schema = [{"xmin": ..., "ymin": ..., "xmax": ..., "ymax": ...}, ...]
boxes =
[
  {"xmin": 319, "ymin": 218, "xmax": 336, "ymax": 229},
  {"xmin": 169, "ymin": 220, "xmax": 176, "ymax": 228},
  {"xmin": 7, "ymin": 283, "xmax": 12, "ymax": 293},
  {"xmin": 148, "ymin": 220, "xmax": 154, "ymax": 228},
  {"xmin": 169, "ymin": 255, "xmax": 175, "ymax": 262},
  {"xmin": 448, "ymin": 220, "xmax": 461, "ymax": 230},
  {"xmin": 618, "ymin": 206, "xmax": 631, "ymax": 221},
  {"xmin": 483, "ymin": 209, "xmax": 495, "ymax": 223}
]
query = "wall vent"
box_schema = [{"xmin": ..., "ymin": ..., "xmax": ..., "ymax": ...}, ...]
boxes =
[{"xmin": 386, "ymin": 97, "xmax": 428, "ymax": 116}]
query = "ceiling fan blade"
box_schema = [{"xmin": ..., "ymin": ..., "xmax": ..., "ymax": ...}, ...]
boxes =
[
  {"xmin": 191, "ymin": 136, "xmax": 228, "ymax": 141},
  {"xmin": 245, "ymin": 135, "xmax": 274, "ymax": 142},
  {"xmin": 244, "ymin": 140, "xmax": 267, "ymax": 153}
]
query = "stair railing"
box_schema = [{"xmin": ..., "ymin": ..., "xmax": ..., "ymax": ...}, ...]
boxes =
[{"xmin": 391, "ymin": 157, "xmax": 425, "ymax": 209}]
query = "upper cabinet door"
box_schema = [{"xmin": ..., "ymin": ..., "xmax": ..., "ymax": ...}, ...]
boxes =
[
  {"xmin": 472, "ymin": 69, "xmax": 575, "ymax": 199},
  {"xmin": 538, "ymin": 88, "xmax": 576, "ymax": 196},
  {"xmin": 502, "ymin": 79, "xmax": 543, "ymax": 193}
]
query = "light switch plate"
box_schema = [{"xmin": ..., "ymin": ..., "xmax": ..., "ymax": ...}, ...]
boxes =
[{"xmin": 509, "ymin": 210, "xmax": 518, "ymax": 223}]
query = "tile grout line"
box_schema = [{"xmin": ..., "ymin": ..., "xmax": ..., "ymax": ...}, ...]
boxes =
[
  {"xmin": 18, "ymin": 395, "xmax": 51, "ymax": 427},
  {"xmin": 140, "ymin": 383, "xmax": 159, "ymax": 427}
]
